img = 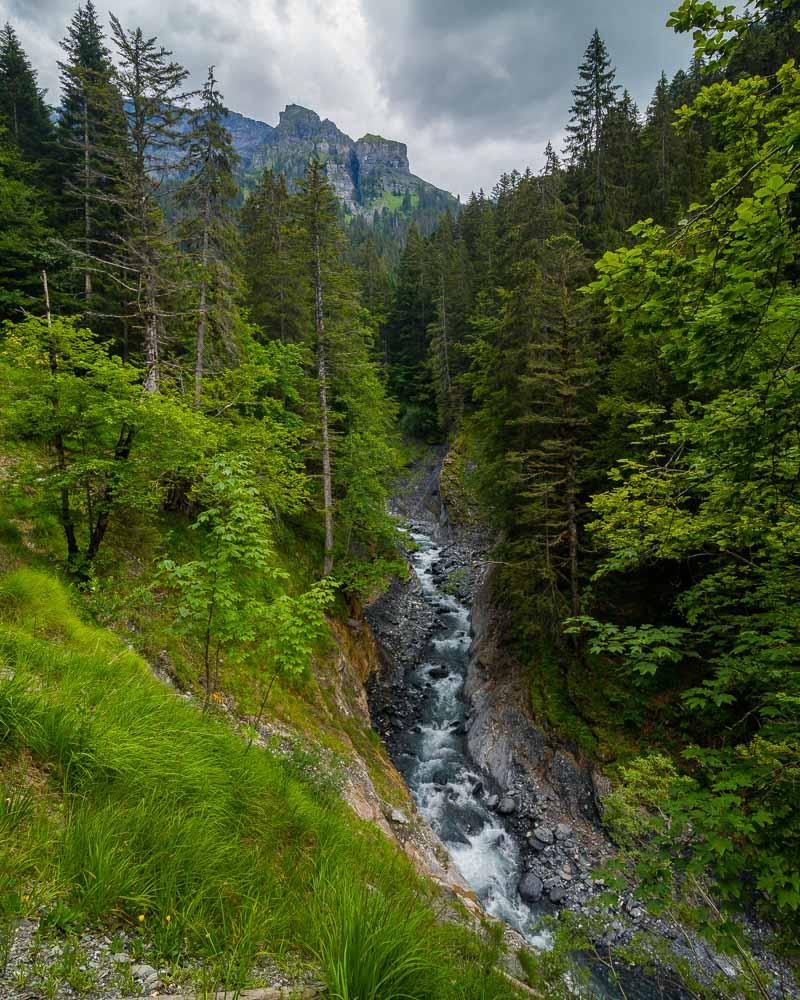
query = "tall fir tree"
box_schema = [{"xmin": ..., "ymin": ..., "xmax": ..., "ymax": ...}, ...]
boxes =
[
  {"xmin": 293, "ymin": 160, "xmax": 340, "ymax": 575},
  {"xmin": 0, "ymin": 23, "xmax": 54, "ymax": 163},
  {"xmin": 513, "ymin": 235, "xmax": 598, "ymax": 627},
  {"xmin": 241, "ymin": 169, "xmax": 306, "ymax": 344},
  {"xmin": 383, "ymin": 223, "xmax": 436, "ymax": 435},
  {"xmin": 176, "ymin": 67, "xmax": 240, "ymax": 405},
  {"xmin": 565, "ymin": 29, "xmax": 620, "ymax": 169},
  {"xmin": 57, "ymin": 1, "xmax": 128, "ymax": 305},
  {"xmin": 107, "ymin": 15, "xmax": 190, "ymax": 391},
  {"xmin": 564, "ymin": 29, "xmax": 620, "ymax": 242},
  {"xmin": 0, "ymin": 140, "xmax": 56, "ymax": 320}
]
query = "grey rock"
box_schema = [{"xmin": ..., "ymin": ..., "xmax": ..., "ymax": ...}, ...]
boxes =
[
  {"xmin": 485, "ymin": 794, "xmax": 500, "ymax": 810},
  {"xmin": 548, "ymin": 885, "xmax": 566, "ymax": 903},
  {"xmin": 131, "ymin": 963, "xmax": 157, "ymax": 979},
  {"xmin": 518, "ymin": 873, "xmax": 544, "ymax": 904},
  {"xmin": 555, "ymin": 823, "xmax": 572, "ymax": 840},
  {"xmin": 390, "ymin": 809, "xmax": 409, "ymax": 826},
  {"xmin": 497, "ymin": 796, "xmax": 516, "ymax": 815},
  {"xmin": 533, "ymin": 825, "xmax": 554, "ymax": 844},
  {"xmin": 111, "ymin": 952, "xmax": 130, "ymax": 963}
]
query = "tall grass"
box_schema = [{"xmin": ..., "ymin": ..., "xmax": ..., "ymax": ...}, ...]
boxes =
[
  {"xmin": 0, "ymin": 568, "xmax": 523, "ymax": 998},
  {"xmin": 312, "ymin": 858, "xmax": 445, "ymax": 999}
]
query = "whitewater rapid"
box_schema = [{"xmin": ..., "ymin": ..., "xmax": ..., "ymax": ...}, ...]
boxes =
[{"xmin": 392, "ymin": 528, "xmax": 550, "ymax": 946}]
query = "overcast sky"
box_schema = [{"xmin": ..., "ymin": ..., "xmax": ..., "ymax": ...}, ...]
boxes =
[{"xmin": 3, "ymin": 0, "xmax": 692, "ymax": 198}]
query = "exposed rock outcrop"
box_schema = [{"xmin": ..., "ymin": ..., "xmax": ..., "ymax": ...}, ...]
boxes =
[{"xmin": 237, "ymin": 103, "xmax": 456, "ymax": 217}]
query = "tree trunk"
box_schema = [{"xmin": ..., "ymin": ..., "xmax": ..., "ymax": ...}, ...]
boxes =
[
  {"xmin": 195, "ymin": 199, "xmax": 210, "ymax": 407},
  {"xmin": 43, "ymin": 270, "xmax": 80, "ymax": 570},
  {"xmin": 143, "ymin": 278, "xmax": 160, "ymax": 393},
  {"xmin": 439, "ymin": 273, "xmax": 451, "ymax": 393},
  {"xmin": 313, "ymin": 232, "xmax": 334, "ymax": 576},
  {"xmin": 566, "ymin": 447, "xmax": 581, "ymax": 619},
  {"xmin": 84, "ymin": 423, "xmax": 135, "ymax": 564},
  {"xmin": 83, "ymin": 94, "xmax": 92, "ymax": 302}
]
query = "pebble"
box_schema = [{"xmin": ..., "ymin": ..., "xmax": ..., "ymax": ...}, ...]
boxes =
[
  {"xmin": 533, "ymin": 825, "xmax": 554, "ymax": 844},
  {"xmin": 497, "ymin": 796, "xmax": 516, "ymax": 815}
]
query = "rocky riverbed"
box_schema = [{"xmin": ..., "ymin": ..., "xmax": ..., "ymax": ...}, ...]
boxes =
[{"xmin": 366, "ymin": 453, "xmax": 799, "ymax": 1000}]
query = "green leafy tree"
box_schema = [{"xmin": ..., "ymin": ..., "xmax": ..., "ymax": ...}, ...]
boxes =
[
  {"xmin": 158, "ymin": 456, "xmax": 334, "ymax": 699},
  {"xmin": 585, "ymin": 3, "xmax": 800, "ymax": 926},
  {"xmin": 0, "ymin": 313, "xmax": 214, "ymax": 578}
]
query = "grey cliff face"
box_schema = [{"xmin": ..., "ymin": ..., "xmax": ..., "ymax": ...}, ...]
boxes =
[{"xmin": 233, "ymin": 103, "xmax": 455, "ymax": 216}]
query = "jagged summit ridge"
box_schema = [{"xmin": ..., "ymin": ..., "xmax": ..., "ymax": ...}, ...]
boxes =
[{"xmin": 230, "ymin": 103, "xmax": 454, "ymax": 217}]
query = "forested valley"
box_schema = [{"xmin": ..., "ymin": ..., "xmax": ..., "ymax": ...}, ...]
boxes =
[{"xmin": 0, "ymin": 0, "xmax": 798, "ymax": 997}]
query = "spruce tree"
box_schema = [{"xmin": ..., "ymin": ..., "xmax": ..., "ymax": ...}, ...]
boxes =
[
  {"xmin": 565, "ymin": 29, "xmax": 620, "ymax": 169},
  {"xmin": 241, "ymin": 169, "xmax": 306, "ymax": 343},
  {"xmin": 0, "ymin": 23, "xmax": 53, "ymax": 162},
  {"xmin": 641, "ymin": 73, "xmax": 675, "ymax": 222},
  {"xmin": 600, "ymin": 89, "xmax": 643, "ymax": 235},
  {"xmin": 427, "ymin": 214, "xmax": 470, "ymax": 430},
  {"xmin": 384, "ymin": 223, "xmax": 436, "ymax": 434},
  {"xmin": 0, "ymin": 140, "xmax": 56, "ymax": 320},
  {"xmin": 107, "ymin": 15, "xmax": 190, "ymax": 392},
  {"xmin": 176, "ymin": 67, "xmax": 240, "ymax": 405},
  {"xmin": 514, "ymin": 235, "xmax": 597, "ymax": 625},
  {"xmin": 564, "ymin": 29, "xmax": 620, "ymax": 240},
  {"xmin": 293, "ymin": 160, "xmax": 340, "ymax": 575},
  {"xmin": 58, "ymin": 2, "xmax": 128, "ymax": 304}
]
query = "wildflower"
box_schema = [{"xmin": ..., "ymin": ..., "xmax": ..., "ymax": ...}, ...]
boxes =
[
  {"xmin": 138, "ymin": 914, "xmax": 145, "ymax": 923},
  {"xmin": 165, "ymin": 915, "xmax": 172, "ymax": 923}
]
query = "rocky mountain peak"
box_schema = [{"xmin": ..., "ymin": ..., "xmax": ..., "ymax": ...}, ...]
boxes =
[
  {"xmin": 231, "ymin": 103, "xmax": 456, "ymax": 223},
  {"xmin": 275, "ymin": 104, "xmax": 347, "ymax": 144},
  {"xmin": 355, "ymin": 135, "xmax": 410, "ymax": 176}
]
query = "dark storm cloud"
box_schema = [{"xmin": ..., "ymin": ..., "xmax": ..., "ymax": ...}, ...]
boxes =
[
  {"xmin": 362, "ymin": 0, "xmax": 691, "ymax": 142},
  {"xmin": 2, "ymin": 0, "xmax": 693, "ymax": 197}
]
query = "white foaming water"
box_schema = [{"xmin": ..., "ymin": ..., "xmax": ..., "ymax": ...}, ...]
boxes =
[
  {"xmin": 394, "ymin": 526, "xmax": 550, "ymax": 945},
  {"xmin": 392, "ymin": 525, "xmax": 690, "ymax": 998}
]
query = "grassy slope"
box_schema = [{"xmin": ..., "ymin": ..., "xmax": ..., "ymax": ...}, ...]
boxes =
[
  {"xmin": 0, "ymin": 454, "xmax": 523, "ymax": 997},
  {"xmin": 0, "ymin": 568, "xmax": 522, "ymax": 997}
]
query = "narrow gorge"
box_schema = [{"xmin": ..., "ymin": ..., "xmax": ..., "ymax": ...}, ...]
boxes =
[{"xmin": 366, "ymin": 455, "xmax": 795, "ymax": 1000}]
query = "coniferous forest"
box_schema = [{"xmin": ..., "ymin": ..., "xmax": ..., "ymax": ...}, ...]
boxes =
[{"xmin": 0, "ymin": 1, "xmax": 799, "ymax": 998}]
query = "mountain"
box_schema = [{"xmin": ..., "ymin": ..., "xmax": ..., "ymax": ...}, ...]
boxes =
[{"xmin": 226, "ymin": 103, "xmax": 458, "ymax": 225}]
